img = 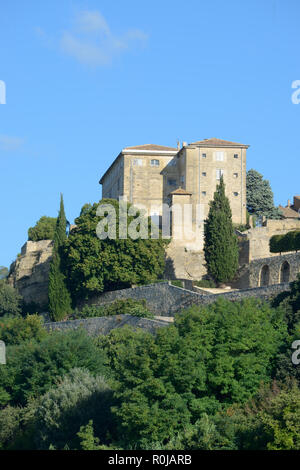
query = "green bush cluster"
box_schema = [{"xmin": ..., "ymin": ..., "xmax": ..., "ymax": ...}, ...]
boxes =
[
  {"xmin": 0, "ymin": 281, "xmax": 22, "ymax": 318},
  {"xmin": 1, "ymin": 278, "xmax": 300, "ymax": 450},
  {"xmin": 194, "ymin": 279, "xmax": 217, "ymax": 288},
  {"xmin": 28, "ymin": 216, "xmax": 57, "ymax": 241},
  {"xmin": 170, "ymin": 280, "xmax": 184, "ymax": 288},
  {"xmin": 270, "ymin": 231, "xmax": 300, "ymax": 254},
  {"xmin": 71, "ymin": 298, "xmax": 154, "ymax": 320}
]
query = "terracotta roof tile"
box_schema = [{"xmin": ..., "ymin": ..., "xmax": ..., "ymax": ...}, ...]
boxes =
[
  {"xmin": 169, "ymin": 187, "xmax": 192, "ymax": 196},
  {"xmin": 189, "ymin": 138, "xmax": 249, "ymax": 148},
  {"xmin": 279, "ymin": 205, "xmax": 300, "ymax": 218},
  {"xmin": 124, "ymin": 144, "xmax": 177, "ymax": 151}
]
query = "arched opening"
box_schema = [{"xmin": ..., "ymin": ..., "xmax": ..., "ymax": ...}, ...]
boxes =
[
  {"xmin": 280, "ymin": 261, "xmax": 290, "ymax": 283},
  {"xmin": 260, "ymin": 265, "xmax": 270, "ymax": 287}
]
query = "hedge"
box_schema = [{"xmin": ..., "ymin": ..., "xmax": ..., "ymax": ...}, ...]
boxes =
[{"xmin": 270, "ymin": 231, "xmax": 300, "ymax": 254}]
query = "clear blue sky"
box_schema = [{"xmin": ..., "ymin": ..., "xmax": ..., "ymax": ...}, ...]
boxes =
[{"xmin": 0, "ymin": 0, "xmax": 299, "ymax": 268}]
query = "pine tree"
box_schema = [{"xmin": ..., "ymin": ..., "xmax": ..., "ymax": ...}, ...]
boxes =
[
  {"xmin": 247, "ymin": 169, "xmax": 282, "ymax": 220},
  {"xmin": 48, "ymin": 194, "xmax": 72, "ymax": 321},
  {"xmin": 204, "ymin": 176, "xmax": 239, "ymax": 284}
]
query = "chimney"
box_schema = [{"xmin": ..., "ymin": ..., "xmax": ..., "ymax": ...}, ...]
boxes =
[
  {"xmin": 287, "ymin": 199, "xmax": 291, "ymax": 207},
  {"xmin": 294, "ymin": 196, "xmax": 300, "ymax": 211},
  {"xmin": 177, "ymin": 140, "xmax": 181, "ymax": 150}
]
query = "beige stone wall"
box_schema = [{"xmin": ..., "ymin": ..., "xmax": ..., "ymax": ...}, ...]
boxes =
[
  {"xmin": 8, "ymin": 240, "xmax": 53, "ymax": 307},
  {"xmin": 181, "ymin": 145, "xmax": 246, "ymax": 224},
  {"xmin": 122, "ymin": 153, "xmax": 177, "ymax": 215},
  {"xmin": 165, "ymin": 241, "xmax": 206, "ymax": 280},
  {"xmin": 242, "ymin": 219, "xmax": 300, "ymax": 261},
  {"xmin": 101, "ymin": 155, "xmax": 124, "ymax": 200}
]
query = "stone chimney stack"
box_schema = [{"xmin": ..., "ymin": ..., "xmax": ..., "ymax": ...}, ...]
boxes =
[
  {"xmin": 177, "ymin": 141, "xmax": 181, "ymax": 150},
  {"xmin": 287, "ymin": 199, "xmax": 291, "ymax": 207}
]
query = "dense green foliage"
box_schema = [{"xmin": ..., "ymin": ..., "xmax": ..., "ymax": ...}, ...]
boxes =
[
  {"xmin": 1, "ymin": 280, "xmax": 300, "ymax": 450},
  {"xmin": 0, "ymin": 329, "xmax": 108, "ymax": 407},
  {"xmin": 0, "ymin": 315, "xmax": 47, "ymax": 345},
  {"xmin": 99, "ymin": 298, "xmax": 287, "ymax": 447},
  {"xmin": 71, "ymin": 299, "xmax": 154, "ymax": 320},
  {"xmin": 246, "ymin": 169, "xmax": 282, "ymax": 220},
  {"xmin": 0, "ymin": 281, "xmax": 22, "ymax": 317},
  {"xmin": 62, "ymin": 199, "xmax": 167, "ymax": 302},
  {"xmin": 48, "ymin": 195, "xmax": 72, "ymax": 321},
  {"xmin": 28, "ymin": 216, "xmax": 57, "ymax": 241},
  {"xmin": 170, "ymin": 280, "xmax": 184, "ymax": 288},
  {"xmin": 271, "ymin": 275, "xmax": 300, "ymax": 386},
  {"xmin": 270, "ymin": 230, "xmax": 300, "ymax": 254},
  {"xmin": 0, "ymin": 267, "xmax": 8, "ymax": 280},
  {"xmin": 194, "ymin": 279, "xmax": 217, "ymax": 288},
  {"xmin": 33, "ymin": 368, "xmax": 114, "ymax": 450},
  {"xmin": 204, "ymin": 177, "xmax": 239, "ymax": 284}
]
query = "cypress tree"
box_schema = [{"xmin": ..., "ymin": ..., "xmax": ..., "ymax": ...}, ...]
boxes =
[
  {"xmin": 204, "ymin": 176, "xmax": 239, "ymax": 284},
  {"xmin": 48, "ymin": 194, "xmax": 72, "ymax": 321}
]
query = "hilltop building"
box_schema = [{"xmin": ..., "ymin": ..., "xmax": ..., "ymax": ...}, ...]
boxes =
[{"xmin": 279, "ymin": 196, "xmax": 300, "ymax": 219}]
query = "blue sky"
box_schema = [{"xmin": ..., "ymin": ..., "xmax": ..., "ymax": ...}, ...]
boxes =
[{"xmin": 0, "ymin": 0, "xmax": 300, "ymax": 268}]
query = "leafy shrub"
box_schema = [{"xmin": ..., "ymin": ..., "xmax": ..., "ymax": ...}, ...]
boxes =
[
  {"xmin": 0, "ymin": 281, "xmax": 22, "ymax": 317},
  {"xmin": 270, "ymin": 231, "xmax": 300, "ymax": 254},
  {"xmin": 28, "ymin": 216, "xmax": 57, "ymax": 241},
  {"xmin": 71, "ymin": 299, "xmax": 154, "ymax": 319},
  {"xmin": 194, "ymin": 279, "xmax": 217, "ymax": 288},
  {"xmin": 99, "ymin": 298, "xmax": 287, "ymax": 447},
  {"xmin": 0, "ymin": 315, "xmax": 47, "ymax": 345},
  {"xmin": 170, "ymin": 280, "xmax": 184, "ymax": 288},
  {"xmin": 33, "ymin": 368, "xmax": 115, "ymax": 450},
  {"xmin": 0, "ymin": 329, "xmax": 108, "ymax": 407},
  {"xmin": 0, "ymin": 267, "xmax": 8, "ymax": 280}
]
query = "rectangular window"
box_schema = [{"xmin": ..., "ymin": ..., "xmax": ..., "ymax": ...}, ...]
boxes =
[
  {"xmin": 202, "ymin": 191, "xmax": 207, "ymax": 196},
  {"xmin": 215, "ymin": 151, "xmax": 224, "ymax": 161},
  {"xmin": 202, "ymin": 172, "xmax": 207, "ymax": 176},
  {"xmin": 233, "ymin": 173, "xmax": 238, "ymax": 178},
  {"xmin": 168, "ymin": 179, "xmax": 177, "ymax": 186},
  {"xmin": 133, "ymin": 158, "xmax": 143, "ymax": 166},
  {"xmin": 216, "ymin": 169, "xmax": 224, "ymax": 180},
  {"xmin": 150, "ymin": 159, "xmax": 160, "ymax": 167},
  {"xmin": 202, "ymin": 153, "xmax": 206, "ymax": 158},
  {"xmin": 233, "ymin": 192, "xmax": 239, "ymax": 196},
  {"xmin": 234, "ymin": 154, "xmax": 239, "ymax": 159}
]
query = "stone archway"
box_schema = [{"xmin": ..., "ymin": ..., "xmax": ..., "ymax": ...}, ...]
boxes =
[
  {"xmin": 280, "ymin": 261, "xmax": 290, "ymax": 283},
  {"xmin": 260, "ymin": 265, "xmax": 270, "ymax": 287}
]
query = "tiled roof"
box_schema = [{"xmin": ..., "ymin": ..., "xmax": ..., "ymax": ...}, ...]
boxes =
[
  {"xmin": 169, "ymin": 187, "xmax": 192, "ymax": 196},
  {"xmin": 124, "ymin": 144, "xmax": 178, "ymax": 151},
  {"xmin": 189, "ymin": 138, "xmax": 249, "ymax": 148},
  {"xmin": 279, "ymin": 205, "xmax": 300, "ymax": 219}
]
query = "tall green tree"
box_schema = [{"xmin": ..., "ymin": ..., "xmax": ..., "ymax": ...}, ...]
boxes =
[
  {"xmin": 48, "ymin": 194, "xmax": 72, "ymax": 321},
  {"xmin": 246, "ymin": 169, "xmax": 282, "ymax": 220},
  {"xmin": 62, "ymin": 199, "xmax": 167, "ymax": 302},
  {"xmin": 204, "ymin": 176, "xmax": 239, "ymax": 284},
  {"xmin": 28, "ymin": 216, "xmax": 57, "ymax": 241}
]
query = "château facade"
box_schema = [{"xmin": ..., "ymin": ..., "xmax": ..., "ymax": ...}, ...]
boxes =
[
  {"xmin": 100, "ymin": 138, "xmax": 248, "ymax": 241},
  {"xmin": 99, "ymin": 138, "xmax": 249, "ymax": 278}
]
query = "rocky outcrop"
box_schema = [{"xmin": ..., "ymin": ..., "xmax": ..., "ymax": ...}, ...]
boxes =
[{"xmin": 8, "ymin": 240, "xmax": 53, "ymax": 308}]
